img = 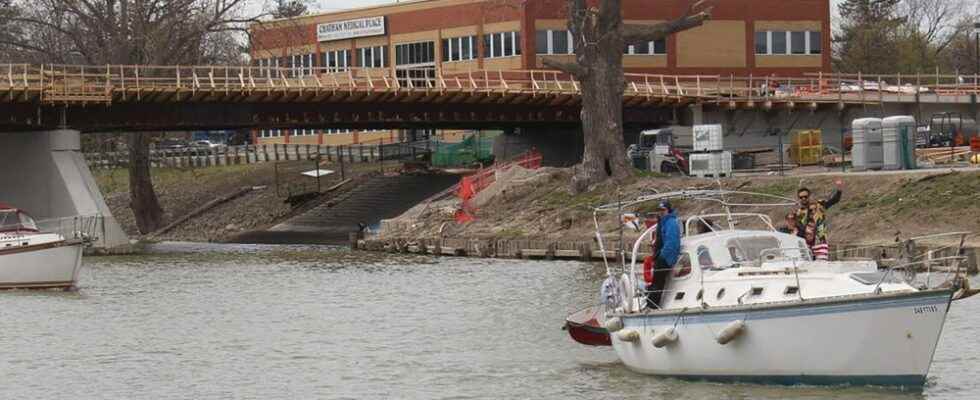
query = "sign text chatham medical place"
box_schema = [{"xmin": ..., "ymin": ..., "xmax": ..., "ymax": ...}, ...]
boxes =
[{"xmin": 317, "ymin": 16, "xmax": 386, "ymax": 42}]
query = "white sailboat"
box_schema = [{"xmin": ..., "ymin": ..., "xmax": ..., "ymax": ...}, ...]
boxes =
[
  {"xmin": 0, "ymin": 205, "xmax": 98, "ymax": 290},
  {"xmin": 573, "ymin": 190, "xmax": 974, "ymax": 387}
]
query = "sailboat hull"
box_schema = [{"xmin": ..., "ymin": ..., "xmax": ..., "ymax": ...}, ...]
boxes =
[
  {"xmin": 0, "ymin": 241, "xmax": 84, "ymax": 289},
  {"xmin": 611, "ymin": 290, "xmax": 953, "ymax": 387}
]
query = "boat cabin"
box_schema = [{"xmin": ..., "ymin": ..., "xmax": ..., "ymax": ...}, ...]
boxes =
[
  {"xmin": 631, "ymin": 213, "xmax": 912, "ymax": 312},
  {"xmin": 0, "ymin": 205, "xmax": 40, "ymax": 234}
]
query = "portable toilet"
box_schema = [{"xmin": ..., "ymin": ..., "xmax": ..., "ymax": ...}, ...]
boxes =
[
  {"xmin": 851, "ymin": 118, "xmax": 883, "ymax": 171},
  {"xmin": 882, "ymin": 116, "xmax": 917, "ymax": 170}
]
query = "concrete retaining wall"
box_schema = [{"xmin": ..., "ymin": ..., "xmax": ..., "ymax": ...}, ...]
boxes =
[{"xmin": 0, "ymin": 130, "xmax": 128, "ymax": 248}]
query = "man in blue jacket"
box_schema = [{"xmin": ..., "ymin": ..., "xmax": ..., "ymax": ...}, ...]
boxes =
[{"xmin": 647, "ymin": 200, "xmax": 681, "ymax": 309}]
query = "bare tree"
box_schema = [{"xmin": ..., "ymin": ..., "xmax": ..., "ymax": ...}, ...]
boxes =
[
  {"xmin": 542, "ymin": 0, "xmax": 712, "ymax": 192},
  {"xmin": 4, "ymin": 0, "xmax": 258, "ymax": 233},
  {"xmin": 897, "ymin": 0, "xmax": 977, "ymax": 71}
]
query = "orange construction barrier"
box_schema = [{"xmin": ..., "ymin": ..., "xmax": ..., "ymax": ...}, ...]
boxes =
[{"xmin": 453, "ymin": 149, "xmax": 543, "ymax": 223}]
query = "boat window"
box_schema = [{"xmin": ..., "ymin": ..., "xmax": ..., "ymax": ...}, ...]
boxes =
[
  {"xmin": 18, "ymin": 213, "xmax": 38, "ymax": 231},
  {"xmin": 784, "ymin": 286, "xmax": 799, "ymax": 295},
  {"xmin": 697, "ymin": 245, "xmax": 715, "ymax": 269},
  {"xmin": 674, "ymin": 292, "xmax": 685, "ymax": 300},
  {"xmin": 673, "ymin": 253, "xmax": 692, "ymax": 278},
  {"xmin": 0, "ymin": 210, "xmax": 20, "ymax": 232},
  {"xmin": 696, "ymin": 289, "xmax": 703, "ymax": 301},
  {"xmin": 726, "ymin": 236, "xmax": 781, "ymax": 262},
  {"xmin": 751, "ymin": 287, "xmax": 764, "ymax": 296},
  {"xmin": 716, "ymin": 287, "xmax": 726, "ymax": 300}
]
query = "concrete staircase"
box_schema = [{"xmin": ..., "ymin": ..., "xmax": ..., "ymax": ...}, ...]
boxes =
[{"xmin": 234, "ymin": 174, "xmax": 458, "ymax": 245}]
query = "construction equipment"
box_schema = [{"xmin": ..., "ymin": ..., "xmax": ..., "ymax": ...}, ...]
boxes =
[
  {"xmin": 626, "ymin": 128, "xmax": 688, "ymax": 174},
  {"xmin": 921, "ymin": 113, "xmax": 977, "ymax": 148}
]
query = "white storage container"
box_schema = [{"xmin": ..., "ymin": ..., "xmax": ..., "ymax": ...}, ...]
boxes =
[
  {"xmin": 851, "ymin": 118, "xmax": 883, "ymax": 171},
  {"xmin": 882, "ymin": 116, "xmax": 916, "ymax": 170},
  {"xmin": 689, "ymin": 151, "xmax": 732, "ymax": 178},
  {"xmin": 692, "ymin": 124, "xmax": 724, "ymax": 152}
]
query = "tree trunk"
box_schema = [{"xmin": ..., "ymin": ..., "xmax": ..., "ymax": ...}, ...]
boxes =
[
  {"xmin": 544, "ymin": 0, "xmax": 711, "ymax": 193},
  {"xmin": 128, "ymin": 132, "xmax": 164, "ymax": 234},
  {"xmin": 573, "ymin": 47, "xmax": 632, "ymax": 193}
]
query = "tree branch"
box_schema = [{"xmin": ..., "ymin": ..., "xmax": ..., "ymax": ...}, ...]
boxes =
[
  {"xmin": 541, "ymin": 56, "xmax": 588, "ymax": 78},
  {"xmin": 621, "ymin": 0, "xmax": 713, "ymax": 45}
]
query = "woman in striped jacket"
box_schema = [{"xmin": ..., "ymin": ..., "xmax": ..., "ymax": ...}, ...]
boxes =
[{"xmin": 795, "ymin": 181, "xmax": 843, "ymax": 260}]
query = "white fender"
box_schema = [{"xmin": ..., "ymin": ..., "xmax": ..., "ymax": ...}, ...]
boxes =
[
  {"xmin": 602, "ymin": 317, "xmax": 624, "ymax": 332},
  {"xmin": 652, "ymin": 327, "xmax": 679, "ymax": 348},
  {"xmin": 616, "ymin": 329, "xmax": 640, "ymax": 343},
  {"xmin": 716, "ymin": 320, "xmax": 746, "ymax": 345},
  {"xmin": 620, "ymin": 273, "xmax": 635, "ymax": 313}
]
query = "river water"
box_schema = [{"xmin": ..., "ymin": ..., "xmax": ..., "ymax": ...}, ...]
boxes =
[{"xmin": 1, "ymin": 243, "xmax": 978, "ymax": 399}]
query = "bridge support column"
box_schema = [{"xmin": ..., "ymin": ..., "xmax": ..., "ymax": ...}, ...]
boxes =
[
  {"xmin": 0, "ymin": 130, "xmax": 128, "ymax": 249},
  {"xmin": 690, "ymin": 104, "xmax": 705, "ymax": 125}
]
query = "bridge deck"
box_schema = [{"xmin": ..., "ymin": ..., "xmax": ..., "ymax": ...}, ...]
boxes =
[{"xmin": 4, "ymin": 64, "xmax": 977, "ymax": 110}]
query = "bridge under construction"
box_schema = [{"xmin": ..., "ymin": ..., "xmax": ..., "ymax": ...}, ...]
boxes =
[{"xmin": 2, "ymin": 64, "xmax": 977, "ymax": 132}]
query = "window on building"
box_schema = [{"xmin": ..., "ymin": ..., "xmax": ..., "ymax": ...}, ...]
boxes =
[
  {"xmin": 262, "ymin": 58, "xmax": 279, "ymax": 78},
  {"xmin": 358, "ymin": 46, "xmax": 387, "ymax": 68},
  {"xmin": 554, "ymin": 30, "xmax": 570, "ymax": 54},
  {"xmin": 319, "ymin": 49, "xmax": 351, "ymax": 73},
  {"xmin": 755, "ymin": 30, "xmax": 821, "ymax": 55},
  {"xmin": 623, "ymin": 39, "xmax": 666, "ymax": 55},
  {"xmin": 256, "ymin": 59, "xmax": 267, "ymax": 78},
  {"xmin": 755, "ymin": 31, "xmax": 768, "ymax": 54},
  {"xmin": 289, "ymin": 54, "xmax": 313, "ymax": 77},
  {"xmin": 394, "ymin": 41, "xmax": 435, "ymax": 65},
  {"xmin": 791, "ymin": 31, "xmax": 806, "ymax": 54},
  {"xmin": 281, "ymin": 56, "xmax": 292, "ymax": 78},
  {"xmin": 771, "ymin": 31, "xmax": 787, "ymax": 54},
  {"xmin": 535, "ymin": 30, "xmax": 549, "ymax": 54},
  {"xmin": 460, "ymin": 37, "xmax": 471, "ymax": 61},
  {"xmin": 441, "ymin": 36, "xmax": 476, "ymax": 62},
  {"xmin": 809, "ymin": 31, "xmax": 821, "ymax": 54},
  {"xmin": 536, "ymin": 30, "xmax": 573, "ymax": 55},
  {"xmin": 260, "ymin": 129, "xmax": 285, "ymax": 138},
  {"xmin": 484, "ymin": 31, "xmax": 520, "ymax": 58}
]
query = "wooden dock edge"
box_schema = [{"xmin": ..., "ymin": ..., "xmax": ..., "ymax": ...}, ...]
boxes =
[{"xmin": 354, "ymin": 236, "xmax": 980, "ymax": 273}]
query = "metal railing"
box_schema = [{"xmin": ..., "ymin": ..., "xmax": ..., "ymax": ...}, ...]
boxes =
[
  {"xmin": 34, "ymin": 214, "xmax": 103, "ymax": 244},
  {"xmin": 4, "ymin": 63, "xmax": 979, "ymax": 106},
  {"xmin": 83, "ymin": 142, "xmax": 430, "ymax": 169}
]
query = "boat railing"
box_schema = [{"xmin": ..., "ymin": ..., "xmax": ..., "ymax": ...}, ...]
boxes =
[
  {"xmin": 874, "ymin": 255, "xmax": 968, "ymax": 293},
  {"xmin": 634, "ymin": 285, "xmax": 690, "ymax": 311},
  {"xmin": 684, "ymin": 213, "xmax": 775, "ymax": 236},
  {"xmin": 35, "ymin": 214, "xmax": 103, "ymax": 244}
]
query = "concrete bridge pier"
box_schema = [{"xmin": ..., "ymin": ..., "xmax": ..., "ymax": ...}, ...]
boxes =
[{"xmin": 0, "ymin": 129, "xmax": 128, "ymax": 249}]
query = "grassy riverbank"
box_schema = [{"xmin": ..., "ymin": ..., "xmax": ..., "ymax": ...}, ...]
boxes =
[
  {"xmin": 381, "ymin": 167, "xmax": 980, "ymax": 247},
  {"xmin": 94, "ymin": 161, "xmax": 384, "ymax": 242}
]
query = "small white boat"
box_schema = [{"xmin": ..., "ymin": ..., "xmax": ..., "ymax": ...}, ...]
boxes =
[
  {"xmin": 0, "ymin": 205, "xmax": 95, "ymax": 290},
  {"xmin": 575, "ymin": 190, "xmax": 975, "ymax": 387}
]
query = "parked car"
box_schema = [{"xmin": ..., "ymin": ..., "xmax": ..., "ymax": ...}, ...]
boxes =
[
  {"xmin": 157, "ymin": 139, "xmax": 188, "ymax": 151},
  {"xmin": 192, "ymin": 140, "xmax": 226, "ymax": 150}
]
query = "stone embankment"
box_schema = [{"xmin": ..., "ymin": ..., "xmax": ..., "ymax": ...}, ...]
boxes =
[{"xmin": 367, "ymin": 166, "xmax": 980, "ymax": 270}]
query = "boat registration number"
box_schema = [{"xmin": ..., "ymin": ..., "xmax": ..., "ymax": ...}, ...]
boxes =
[{"xmin": 913, "ymin": 305, "xmax": 938, "ymax": 314}]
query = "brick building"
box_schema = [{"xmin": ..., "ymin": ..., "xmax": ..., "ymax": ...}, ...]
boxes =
[{"xmin": 249, "ymin": 0, "xmax": 831, "ymax": 144}]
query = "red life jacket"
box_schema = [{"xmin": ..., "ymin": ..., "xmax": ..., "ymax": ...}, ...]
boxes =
[{"xmin": 643, "ymin": 255, "xmax": 655, "ymax": 284}]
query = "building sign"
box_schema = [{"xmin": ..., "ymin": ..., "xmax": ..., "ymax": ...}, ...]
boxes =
[{"xmin": 317, "ymin": 16, "xmax": 386, "ymax": 42}]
